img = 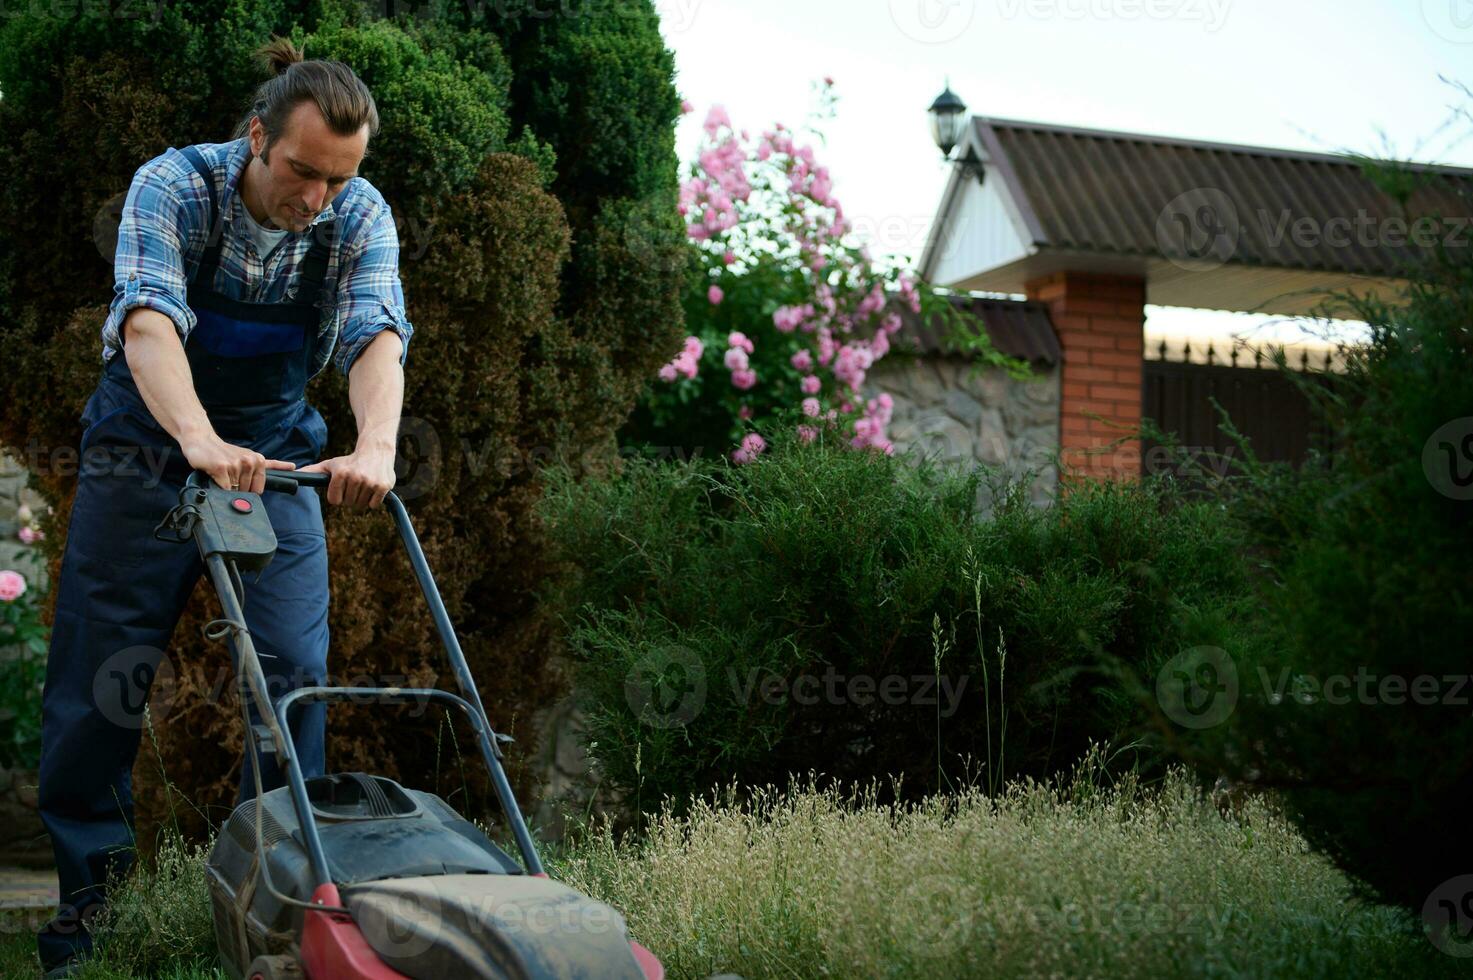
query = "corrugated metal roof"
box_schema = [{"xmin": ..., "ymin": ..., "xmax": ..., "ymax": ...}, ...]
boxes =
[
  {"xmin": 891, "ymin": 294, "xmax": 1059, "ymax": 364},
  {"xmin": 974, "ymin": 117, "xmax": 1473, "ymax": 278}
]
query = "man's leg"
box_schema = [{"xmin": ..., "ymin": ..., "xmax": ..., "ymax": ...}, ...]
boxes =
[
  {"xmin": 36, "ymin": 452, "xmax": 199, "ymax": 970},
  {"xmin": 235, "ymin": 465, "xmax": 330, "ymax": 804}
]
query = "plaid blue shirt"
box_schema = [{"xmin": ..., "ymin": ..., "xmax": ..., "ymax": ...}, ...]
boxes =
[{"xmin": 102, "ymin": 138, "xmax": 413, "ymax": 379}]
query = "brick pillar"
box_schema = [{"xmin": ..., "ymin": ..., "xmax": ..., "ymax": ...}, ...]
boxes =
[{"xmin": 1025, "ymin": 271, "xmax": 1144, "ymax": 480}]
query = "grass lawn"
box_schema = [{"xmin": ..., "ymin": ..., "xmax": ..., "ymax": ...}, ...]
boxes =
[{"xmin": 0, "ymin": 753, "xmax": 1458, "ymax": 979}]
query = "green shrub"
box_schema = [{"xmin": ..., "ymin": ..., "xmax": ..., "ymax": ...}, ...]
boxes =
[
  {"xmin": 536, "ymin": 418, "xmax": 1252, "ymax": 817},
  {"xmin": 553, "ymin": 748, "xmax": 1454, "ymax": 979},
  {"xmin": 1169, "ymin": 160, "xmax": 1473, "ymax": 913}
]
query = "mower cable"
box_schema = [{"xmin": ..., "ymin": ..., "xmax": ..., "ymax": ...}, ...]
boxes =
[{"xmin": 245, "ymin": 731, "xmax": 352, "ymax": 916}]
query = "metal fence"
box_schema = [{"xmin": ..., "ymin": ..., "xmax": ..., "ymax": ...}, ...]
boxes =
[{"xmin": 1141, "ymin": 342, "xmax": 1340, "ymax": 475}]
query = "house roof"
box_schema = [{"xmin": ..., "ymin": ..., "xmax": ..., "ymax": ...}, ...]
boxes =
[
  {"xmin": 920, "ymin": 116, "xmax": 1473, "ymax": 315},
  {"xmin": 890, "ymin": 294, "xmax": 1060, "ymax": 365}
]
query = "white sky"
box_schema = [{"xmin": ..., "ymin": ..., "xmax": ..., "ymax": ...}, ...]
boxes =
[{"xmin": 657, "ymin": 0, "xmax": 1473, "ymax": 345}]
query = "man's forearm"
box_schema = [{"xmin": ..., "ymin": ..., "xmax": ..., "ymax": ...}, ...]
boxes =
[
  {"xmin": 348, "ymin": 329, "xmax": 405, "ymax": 455},
  {"xmin": 122, "ymin": 308, "xmax": 214, "ymax": 446}
]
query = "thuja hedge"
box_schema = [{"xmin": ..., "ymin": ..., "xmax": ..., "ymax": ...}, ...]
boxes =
[
  {"xmin": 1174, "ymin": 162, "xmax": 1473, "ymax": 912},
  {"xmin": 535, "ymin": 419, "xmax": 1253, "ymax": 817},
  {"xmin": 0, "ymin": 1, "xmax": 685, "ymax": 842}
]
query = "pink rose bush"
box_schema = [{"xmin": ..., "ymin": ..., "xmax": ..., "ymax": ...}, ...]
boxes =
[{"xmin": 643, "ymin": 80, "xmax": 943, "ymax": 466}]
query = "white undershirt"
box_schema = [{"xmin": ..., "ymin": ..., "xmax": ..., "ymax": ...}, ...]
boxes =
[{"xmin": 239, "ymin": 200, "xmax": 291, "ymax": 260}]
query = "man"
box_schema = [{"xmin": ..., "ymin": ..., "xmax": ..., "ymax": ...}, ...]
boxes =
[{"xmin": 36, "ymin": 39, "xmax": 412, "ymax": 977}]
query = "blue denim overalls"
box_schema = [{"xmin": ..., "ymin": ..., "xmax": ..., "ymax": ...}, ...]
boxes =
[{"xmin": 36, "ymin": 145, "xmax": 351, "ymax": 970}]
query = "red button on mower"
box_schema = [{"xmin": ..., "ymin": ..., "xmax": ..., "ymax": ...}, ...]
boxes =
[{"xmin": 231, "ymin": 497, "xmax": 252, "ymax": 513}]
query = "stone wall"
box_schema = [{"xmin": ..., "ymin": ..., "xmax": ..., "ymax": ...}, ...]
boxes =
[
  {"xmin": 862, "ymin": 352, "xmax": 1060, "ymax": 509},
  {"xmin": 0, "ymin": 767, "xmax": 47, "ymax": 868}
]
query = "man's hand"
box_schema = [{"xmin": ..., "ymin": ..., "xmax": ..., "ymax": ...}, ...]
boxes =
[
  {"xmin": 298, "ymin": 447, "xmax": 396, "ymax": 509},
  {"xmin": 180, "ymin": 430, "xmax": 297, "ymax": 493}
]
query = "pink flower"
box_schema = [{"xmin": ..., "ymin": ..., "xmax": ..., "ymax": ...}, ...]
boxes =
[
  {"xmin": 773, "ymin": 304, "xmax": 813, "ymax": 333},
  {"xmin": 675, "ymin": 351, "xmax": 700, "ymax": 379},
  {"xmin": 723, "ymin": 250, "xmax": 737, "ymax": 265},
  {"xmin": 731, "ymin": 368, "xmax": 758, "ymax": 390},
  {"xmin": 708, "ymin": 285, "xmax": 724, "ymax": 305},
  {"xmin": 730, "ymin": 432, "xmax": 767, "ymax": 465},
  {"xmin": 802, "ymin": 397, "xmax": 821, "ymax": 418},
  {"xmin": 871, "ymin": 330, "xmax": 890, "ymax": 359},
  {"xmin": 724, "ymin": 347, "xmax": 750, "ymax": 372},
  {"xmin": 684, "ymin": 336, "xmax": 705, "ymax": 359},
  {"xmin": 797, "ymin": 425, "xmax": 818, "ymax": 444},
  {"xmin": 0, "ymin": 569, "xmax": 25, "ymax": 602},
  {"xmin": 738, "ymin": 403, "xmax": 753, "ymax": 420},
  {"xmin": 790, "ymin": 349, "xmax": 813, "ymax": 372},
  {"xmin": 18, "ymin": 526, "xmax": 42, "ymax": 544},
  {"xmin": 704, "ymin": 105, "xmax": 732, "ymax": 137},
  {"xmin": 727, "ymin": 331, "xmax": 755, "ymax": 354},
  {"xmin": 800, "ymin": 374, "xmax": 821, "ymax": 395},
  {"xmin": 658, "ymin": 363, "xmax": 679, "ymax": 382},
  {"xmin": 681, "ymin": 99, "xmax": 694, "ymax": 114}
]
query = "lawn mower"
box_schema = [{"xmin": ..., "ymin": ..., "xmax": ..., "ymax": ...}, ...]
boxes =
[{"xmin": 155, "ymin": 469, "xmax": 663, "ymax": 980}]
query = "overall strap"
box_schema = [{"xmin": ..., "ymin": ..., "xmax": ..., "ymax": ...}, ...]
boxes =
[{"xmin": 178, "ymin": 145, "xmax": 224, "ymax": 284}]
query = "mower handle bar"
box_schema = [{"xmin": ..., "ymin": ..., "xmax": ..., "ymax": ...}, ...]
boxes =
[
  {"xmin": 180, "ymin": 464, "xmax": 547, "ymax": 880},
  {"xmin": 186, "ymin": 469, "xmax": 331, "ymax": 495}
]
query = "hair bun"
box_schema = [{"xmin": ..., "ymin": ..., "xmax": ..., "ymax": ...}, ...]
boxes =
[{"xmin": 257, "ymin": 35, "xmax": 305, "ymax": 77}]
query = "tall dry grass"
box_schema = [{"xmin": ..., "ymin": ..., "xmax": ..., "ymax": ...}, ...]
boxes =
[{"xmin": 553, "ymin": 747, "xmax": 1455, "ymax": 979}]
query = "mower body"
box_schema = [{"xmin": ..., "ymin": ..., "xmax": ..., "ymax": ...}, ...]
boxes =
[{"xmin": 207, "ymin": 773, "xmax": 649, "ymax": 979}]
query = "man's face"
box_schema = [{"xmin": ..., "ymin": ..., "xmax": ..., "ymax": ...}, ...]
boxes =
[{"xmin": 248, "ymin": 102, "xmax": 368, "ymax": 232}]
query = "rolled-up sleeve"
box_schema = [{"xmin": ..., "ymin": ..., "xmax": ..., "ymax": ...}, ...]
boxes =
[
  {"xmin": 333, "ymin": 196, "xmax": 413, "ymax": 377},
  {"xmin": 100, "ymin": 161, "xmax": 197, "ymax": 360}
]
